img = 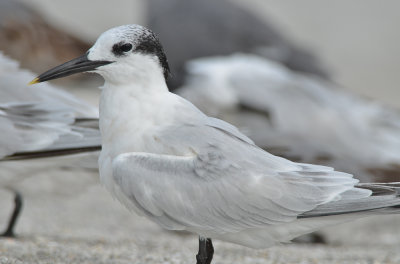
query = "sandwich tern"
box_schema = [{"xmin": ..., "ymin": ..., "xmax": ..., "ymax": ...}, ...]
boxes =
[{"xmin": 31, "ymin": 24, "xmax": 400, "ymax": 264}]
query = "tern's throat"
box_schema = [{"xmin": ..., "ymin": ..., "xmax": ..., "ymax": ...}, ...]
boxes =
[
  {"xmin": 97, "ymin": 52, "xmax": 171, "ymax": 155},
  {"xmin": 98, "ymin": 73, "xmax": 170, "ymax": 152}
]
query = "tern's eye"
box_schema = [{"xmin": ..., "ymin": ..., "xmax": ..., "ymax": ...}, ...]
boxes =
[
  {"xmin": 120, "ymin": 43, "xmax": 133, "ymax": 52},
  {"xmin": 112, "ymin": 43, "xmax": 133, "ymax": 56}
]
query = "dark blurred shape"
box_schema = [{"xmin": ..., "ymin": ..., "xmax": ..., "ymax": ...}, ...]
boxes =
[
  {"xmin": 368, "ymin": 164, "xmax": 400, "ymax": 183},
  {"xmin": 147, "ymin": 0, "xmax": 330, "ymax": 90},
  {"xmin": 0, "ymin": 0, "xmax": 91, "ymax": 75}
]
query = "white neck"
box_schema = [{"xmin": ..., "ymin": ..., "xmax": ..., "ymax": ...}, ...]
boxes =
[
  {"xmin": 98, "ymin": 62, "xmax": 170, "ymax": 156},
  {"xmin": 96, "ymin": 58, "xmax": 172, "ymax": 198}
]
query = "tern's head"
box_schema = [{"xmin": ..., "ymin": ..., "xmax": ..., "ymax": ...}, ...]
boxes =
[{"xmin": 30, "ymin": 24, "xmax": 170, "ymax": 85}]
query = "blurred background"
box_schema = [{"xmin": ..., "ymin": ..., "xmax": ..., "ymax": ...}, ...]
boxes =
[{"xmin": 16, "ymin": 0, "xmax": 400, "ymax": 109}]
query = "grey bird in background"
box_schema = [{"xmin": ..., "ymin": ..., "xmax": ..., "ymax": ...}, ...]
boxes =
[
  {"xmin": 177, "ymin": 54, "xmax": 400, "ymax": 184},
  {"xmin": 0, "ymin": 52, "xmax": 100, "ymax": 161},
  {"xmin": 146, "ymin": 0, "xmax": 330, "ymax": 90},
  {"xmin": 0, "ymin": 52, "xmax": 100, "ymax": 237}
]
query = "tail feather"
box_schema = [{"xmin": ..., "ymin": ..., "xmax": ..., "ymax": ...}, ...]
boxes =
[{"xmin": 299, "ymin": 183, "xmax": 400, "ymax": 218}]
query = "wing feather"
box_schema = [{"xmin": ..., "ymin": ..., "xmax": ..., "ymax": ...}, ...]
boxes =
[{"xmin": 112, "ymin": 150, "xmax": 359, "ymax": 234}]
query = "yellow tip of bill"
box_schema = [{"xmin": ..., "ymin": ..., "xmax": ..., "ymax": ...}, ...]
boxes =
[{"xmin": 28, "ymin": 77, "xmax": 40, "ymax": 85}]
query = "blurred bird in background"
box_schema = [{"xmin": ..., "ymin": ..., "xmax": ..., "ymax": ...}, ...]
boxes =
[
  {"xmin": 147, "ymin": 0, "xmax": 400, "ymax": 182},
  {"xmin": 0, "ymin": 0, "xmax": 399, "ymax": 246},
  {"xmin": 0, "ymin": 52, "xmax": 100, "ymax": 237},
  {"xmin": 147, "ymin": 0, "xmax": 330, "ymax": 90},
  {"xmin": 0, "ymin": 0, "xmax": 99, "ymax": 237},
  {"xmin": 177, "ymin": 54, "xmax": 400, "ymax": 183}
]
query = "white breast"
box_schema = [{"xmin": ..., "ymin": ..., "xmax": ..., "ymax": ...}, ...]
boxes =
[{"xmin": 97, "ymin": 82, "xmax": 193, "ymax": 200}]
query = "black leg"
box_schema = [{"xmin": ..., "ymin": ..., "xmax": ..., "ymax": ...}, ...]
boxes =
[
  {"xmin": 1, "ymin": 191, "xmax": 23, "ymax": 238},
  {"xmin": 196, "ymin": 236, "xmax": 214, "ymax": 264},
  {"xmin": 205, "ymin": 238, "xmax": 214, "ymax": 264}
]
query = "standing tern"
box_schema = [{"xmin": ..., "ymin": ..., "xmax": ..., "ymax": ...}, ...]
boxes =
[{"xmin": 31, "ymin": 24, "xmax": 400, "ymax": 264}]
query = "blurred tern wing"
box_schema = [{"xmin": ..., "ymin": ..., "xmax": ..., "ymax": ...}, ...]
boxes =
[
  {"xmin": 0, "ymin": 103, "xmax": 101, "ymax": 160},
  {"xmin": 0, "ymin": 52, "xmax": 101, "ymax": 160},
  {"xmin": 0, "ymin": 52, "xmax": 97, "ymax": 117}
]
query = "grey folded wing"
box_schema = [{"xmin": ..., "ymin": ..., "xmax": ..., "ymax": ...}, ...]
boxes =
[
  {"xmin": 0, "ymin": 102, "xmax": 101, "ymax": 160},
  {"xmin": 111, "ymin": 149, "xmax": 365, "ymax": 234}
]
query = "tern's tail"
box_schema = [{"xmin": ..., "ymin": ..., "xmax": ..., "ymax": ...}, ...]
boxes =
[
  {"xmin": 217, "ymin": 182, "xmax": 400, "ymax": 249},
  {"xmin": 299, "ymin": 182, "xmax": 400, "ymax": 218}
]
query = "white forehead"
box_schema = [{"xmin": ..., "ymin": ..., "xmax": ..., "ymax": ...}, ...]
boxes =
[{"xmin": 88, "ymin": 24, "xmax": 153, "ymax": 60}]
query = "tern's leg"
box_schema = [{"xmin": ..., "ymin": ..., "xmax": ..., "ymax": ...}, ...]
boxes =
[
  {"xmin": 1, "ymin": 191, "xmax": 23, "ymax": 238},
  {"xmin": 196, "ymin": 236, "xmax": 214, "ymax": 264}
]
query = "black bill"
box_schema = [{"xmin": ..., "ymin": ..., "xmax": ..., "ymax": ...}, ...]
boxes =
[{"xmin": 29, "ymin": 53, "xmax": 113, "ymax": 84}]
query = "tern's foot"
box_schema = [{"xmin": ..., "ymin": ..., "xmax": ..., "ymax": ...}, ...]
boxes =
[
  {"xmin": 196, "ymin": 237, "xmax": 214, "ymax": 264},
  {"xmin": 1, "ymin": 192, "xmax": 23, "ymax": 238}
]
